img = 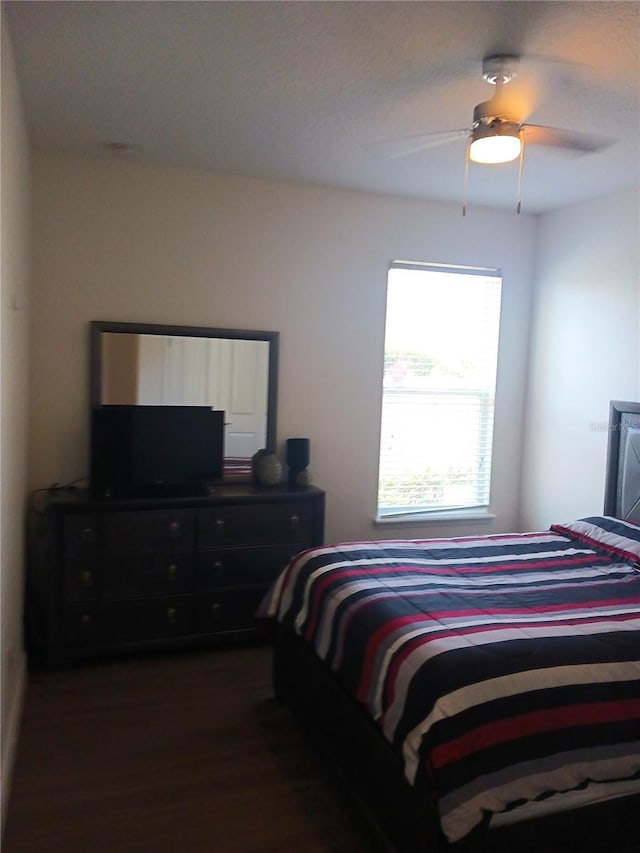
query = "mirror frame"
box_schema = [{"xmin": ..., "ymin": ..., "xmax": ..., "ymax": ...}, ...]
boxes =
[{"xmin": 90, "ymin": 321, "xmax": 279, "ymax": 478}]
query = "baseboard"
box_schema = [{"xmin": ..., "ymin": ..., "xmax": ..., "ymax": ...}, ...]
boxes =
[{"xmin": 1, "ymin": 649, "xmax": 26, "ymax": 837}]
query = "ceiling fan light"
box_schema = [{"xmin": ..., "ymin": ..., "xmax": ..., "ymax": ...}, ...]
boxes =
[{"xmin": 469, "ymin": 126, "xmax": 522, "ymax": 164}]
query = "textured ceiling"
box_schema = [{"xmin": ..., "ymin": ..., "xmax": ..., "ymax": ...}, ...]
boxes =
[{"xmin": 4, "ymin": 0, "xmax": 640, "ymax": 213}]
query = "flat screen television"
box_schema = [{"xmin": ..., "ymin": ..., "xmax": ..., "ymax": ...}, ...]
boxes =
[{"xmin": 90, "ymin": 405, "xmax": 224, "ymax": 498}]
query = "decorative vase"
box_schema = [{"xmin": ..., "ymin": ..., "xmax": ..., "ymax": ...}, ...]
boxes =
[
  {"xmin": 251, "ymin": 449, "xmax": 269, "ymax": 483},
  {"xmin": 255, "ymin": 452, "xmax": 282, "ymax": 487},
  {"xmin": 293, "ymin": 467, "xmax": 311, "ymax": 487}
]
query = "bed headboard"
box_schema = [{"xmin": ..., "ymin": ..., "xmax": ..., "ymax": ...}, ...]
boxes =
[{"xmin": 604, "ymin": 400, "xmax": 640, "ymax": 522}]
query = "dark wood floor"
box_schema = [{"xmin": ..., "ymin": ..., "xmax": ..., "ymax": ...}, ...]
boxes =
[{"xmin": 3, "ymin": 644, "xmax": 375, "ymax": 852}]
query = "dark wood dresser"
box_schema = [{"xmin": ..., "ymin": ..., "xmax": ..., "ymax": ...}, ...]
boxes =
[{"xmin": 27, "ymin": 484, "xmax": 325, "ymax": 667}]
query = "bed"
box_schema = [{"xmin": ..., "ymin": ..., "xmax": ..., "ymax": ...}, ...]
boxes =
[{"xmin": 260, "ymin": 401, "xmax": 640, "ymax": 852}]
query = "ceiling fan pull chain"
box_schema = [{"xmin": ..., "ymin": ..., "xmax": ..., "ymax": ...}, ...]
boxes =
[
  {"xmin": 462, "ymin": 138, "xmax": 471, "ymax": 216},
  {"xmin": 516, "ymin": 130, "xmax": 525, "ymax": 214}
]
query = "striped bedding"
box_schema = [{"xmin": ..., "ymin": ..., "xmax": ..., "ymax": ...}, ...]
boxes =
[{"xmin": 263, "ymin": 516, "xmax": 640, "ymax": 843}]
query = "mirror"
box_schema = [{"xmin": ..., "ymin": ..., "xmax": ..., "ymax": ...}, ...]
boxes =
[{"xmin": 90, "ymin": 321, "xmax": 278, "ymax": 480}]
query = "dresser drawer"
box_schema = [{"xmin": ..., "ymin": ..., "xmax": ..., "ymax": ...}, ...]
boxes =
[
  {"xmin": 63, "ymin": 515, "xmax": 101, "ymax": 556},
  {"xmin": 117, "ymin": 595, "xmax": 192, "ymax": 641},
  {"xmin": 198, "ymin": 503, "xmax": 313, "ymax": 547},
  {"xmin": 197, "ymin": 544, "xmax": 305, "ymax": 590},
  {"xmin": 62, "ymin": 603, "xmax": 112, "ymax": 646},
  {"xmin": 63, "ymin": 558, "xmax": 101, "ymax": 602},
  {"xmin": 104, "ymin": 552, "xmax": 193, "ymax": 598},
  {"xmin": 103, "ymin": 509, "xmax": 196, "ymax": 553},
  {"xmin": 63, "ymin": 599, "xmax": 193, "ymax": 646},
  {"xmin": 194, "ymin": 589, "xmax": 265, "ymax": 633}
]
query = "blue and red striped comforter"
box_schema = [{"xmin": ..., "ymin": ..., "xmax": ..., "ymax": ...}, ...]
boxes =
[{"xmin": 263, "ymin": 516, "xmax": 640, "ymax": 842}]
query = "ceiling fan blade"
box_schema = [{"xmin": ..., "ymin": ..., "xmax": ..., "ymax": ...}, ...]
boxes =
[
  {"xmin": 364, "ymin": 129, "xmax": 468, "ymax": 160},
  {"xmin": 523, "ymin": 124, "xmax": 614, "ymax": 153}
]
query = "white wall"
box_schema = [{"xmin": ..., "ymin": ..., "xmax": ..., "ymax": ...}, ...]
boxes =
[
  {"xmin": 520, "ymin": 187, "xmax": 640, "ymax": 530},
  {"xmin": 30, "ymin": 150, "xmax": 538, "ymax": 542},
  {"xmin": 1, "ymin": 17, "xmax": 31, "ymax": 832}
]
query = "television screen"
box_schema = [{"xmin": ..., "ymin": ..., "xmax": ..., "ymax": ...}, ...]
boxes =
[{"xmin": 90, "ymin": 405, "xmax": 224, "ymax": 498}]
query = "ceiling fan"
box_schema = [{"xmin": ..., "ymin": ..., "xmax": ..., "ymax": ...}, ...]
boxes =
[{"xmin": 368, "ymin": 54, "xmax": 613, "ymax": 213}]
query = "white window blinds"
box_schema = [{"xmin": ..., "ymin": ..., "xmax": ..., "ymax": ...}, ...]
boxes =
[{"xmin": 377, "ymin": 262, "xmax": 502, "ymax": 519}]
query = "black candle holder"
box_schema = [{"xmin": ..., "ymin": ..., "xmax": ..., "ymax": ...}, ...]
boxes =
[{"xmin": 286, "ymin": 438, "xmax": 310, "ymax": 487}]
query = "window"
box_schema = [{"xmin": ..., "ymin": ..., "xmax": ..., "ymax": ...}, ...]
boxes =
[{"xmin": 377, "ymin": 261, "xmax": 502, "ymax": 520}]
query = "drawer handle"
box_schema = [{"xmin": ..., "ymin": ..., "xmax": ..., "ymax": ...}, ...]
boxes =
[
  {"xmin": 167, "ymin": 563, "xmax": 178, "ymax": 581},
  {"xmin": 289, "ymin": 514, "xmax": 300, "ymax": 531},
  {"xmin": 81, "ymin": 613, "xmax": 91, "ymax": 626},
  {"xmin": 168, "ymin": 521, "xmax": 181, "ymax": 537},
  {"xmin": 211, "ymin": 602, "xmax": 222, "ymax": 620},
  {"xmin": 80, "ymin": 569, "xmax": 93, "ymax": 587},
  {"xmin": 214, "ymin": 560, "xmax": 224, "ymax": 577},
  {"xmin": 81, "ymin": 527, "xmax": 96, "ymax": 543},
  {"xmin": 167, "ymin": 607, "xmax": 177, "ymax": 625},
  {"xmin": 214, "ymin": 518, "xmax": 225, "ymax": 535}
]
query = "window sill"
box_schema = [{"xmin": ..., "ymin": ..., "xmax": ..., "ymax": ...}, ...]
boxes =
[{"xmin": 374, "ymin": 509, "xmax": 496, "ymax": 526}]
